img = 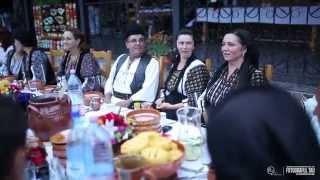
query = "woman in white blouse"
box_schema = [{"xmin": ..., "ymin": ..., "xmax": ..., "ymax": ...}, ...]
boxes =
[{"xmin": 157, "ymin": 29, "xmax": 209, "ymax": 120}]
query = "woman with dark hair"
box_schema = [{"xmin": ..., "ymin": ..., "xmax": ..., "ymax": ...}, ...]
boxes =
[
  {"xmin": 157, "ymin": 29, "xmax": 210, "ymax": 120},
  {"xmin": 0, "ymin": 95, "xmax": 28, "ymax": 180},
  {"xmin": 5, "ymin": 30, "xmax": 55, "ymax": 84},
  {"xmin": 207, "ymin": 86, "xmax": 320, "ymax": 180},
  {"xmin": 202, "ymin": 29, "xmax": 266, "ymax": 108},
  {"xmin": 57, "ymin": 27, "xmax": 101, "ymax": 91},
  {"xmin": 0, "ymin": 27, "xmax": 13, "ymax": 76}
]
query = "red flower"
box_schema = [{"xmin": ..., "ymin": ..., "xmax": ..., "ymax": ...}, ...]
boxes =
[
  {"xmin": 99, "ymin": 112, "xmax": 127, "ymax": 127},
  {"xmin": 27, "ymin": 147, "xmax": 47, "ymax": 166}
]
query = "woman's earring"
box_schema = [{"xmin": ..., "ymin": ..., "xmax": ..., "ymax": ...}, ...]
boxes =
[{"xmin": 242, "ymin": 49, "xmax": 247, "ymax": 57}]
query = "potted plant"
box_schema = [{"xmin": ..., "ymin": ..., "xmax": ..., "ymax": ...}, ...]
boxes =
[
  {"xmin": 147, "ymin": 31, "xmax": 173, "ymax": 88},
  {"xmin": 147, "ymin": 31, "xmax": 172, "ymax": 60}
]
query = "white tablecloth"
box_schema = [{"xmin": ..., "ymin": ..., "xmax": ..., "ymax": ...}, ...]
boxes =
[{"xmin": 46, "ymin": 104, "xmax": 211, "ymax": 179}]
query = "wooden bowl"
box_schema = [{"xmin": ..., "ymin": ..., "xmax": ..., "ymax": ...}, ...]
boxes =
[
  {"xmin": 84, "ymin": 91, "xmax": 103, "ymax": 106},
  {"xmin": 2, "ymin": 75, "xmax": 16, "ymax": 82},
  {"xmin": 43, "ymin": 85, "xmax": 57, "ymax": 93},
  {"xmin": 144, "ymin": 140, "xmax": 185, "ymax": 178},
  {"xmin": 127, "ymin": 109, "xmax": 161, "ymax": 134}
]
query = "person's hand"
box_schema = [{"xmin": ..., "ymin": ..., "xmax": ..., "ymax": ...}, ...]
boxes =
[
  {"xmin": 155, "ymin": 98, "xmax": 164, "ymax": 108},
  {"xmin": 116, "ymin": 99, "xmax": 132, "ymax": 107},
  {"xmin": 157, "ymin": 102, "xmax": 174, "ymax": 110}
]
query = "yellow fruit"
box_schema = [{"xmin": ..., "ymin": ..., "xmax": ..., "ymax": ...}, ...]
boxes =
[
  {"xmin": 136, "ymin": 131, "xmax": 161, "ymax": 140},
  {"xmin": 121, "ymin": 137, "xmax": 149, "ymax": 155},
  {"xmin": 141, "ymin": 147, "xmax": 169, "ymax": 165},
  {"xmin": 120, "ymin": 131, "xmax": 183, "ymax": 165},
  {"xmin": 149, "ymin": 136, "xmax": 172, "ymax": 150}
]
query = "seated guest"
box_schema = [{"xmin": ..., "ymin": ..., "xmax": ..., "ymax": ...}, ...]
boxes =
[
  {"xmin": 157, "ymin": 29, "xmax": 209, "ymax": 120},
  {"xmin": 104, "ymin": 23, "xmax": 159, "ymax": 107},
  {"xmin": 5, "ymin": 30, "xmax": 56, "ymax": 84},
  {"xmin": 0, "ymin": 27, "xmax": 13, "ymax": 76},
  {"xmin": 207, "ymin": 86, "xmax": 320, "ymax": 180},
  {"xmin": 202, "ymin": 29, "xmax": 267, "ymax": 109},
  {"xmin": 57, "ymin": 27, "xmax": 101, "ymax": 91},
  {"xmin": 0, "ymin": 95, "xmax": 28, "ymax": 180}
]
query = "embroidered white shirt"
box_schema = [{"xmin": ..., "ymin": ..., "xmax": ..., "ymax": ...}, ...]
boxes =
[{"xmin": 105, "ymin": 54, "xmax": 159, "ymax": 103}]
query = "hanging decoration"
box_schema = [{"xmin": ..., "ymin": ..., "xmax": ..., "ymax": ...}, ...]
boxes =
[{"xmin": 33, "ymin": 1, "xmax": 77, "ymax": 49}]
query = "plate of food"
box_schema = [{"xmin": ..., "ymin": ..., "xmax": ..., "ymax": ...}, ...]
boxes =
[{"xmin": 120, "ymin": 131, "xmax": 185, "ymax": 178}]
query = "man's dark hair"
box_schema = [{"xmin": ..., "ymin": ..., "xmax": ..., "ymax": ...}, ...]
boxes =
[{"xmin": 0, "ymin": 95, "xmax": 27, "ymax": 179}]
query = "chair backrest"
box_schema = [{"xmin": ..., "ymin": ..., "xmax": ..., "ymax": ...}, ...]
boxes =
[
  {"xmin": 205, "ymin": 58, "xmax": 213, "ymax": 76},
  {"xmin": 264, "ymin": 64, "xmax": 273, "ymax": 81},
  {"xmin": 92, "ymin": 50, "xmax": 112, "ymax": 78},
  {"xmin": 158, "ymin": 55, "xmax": 171, "ymax": 89},
  {"xmin": 49, "ymin": 49, "xmax": 65, "ymax": 76}
]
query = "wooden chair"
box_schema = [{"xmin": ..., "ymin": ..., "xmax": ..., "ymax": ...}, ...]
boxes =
[
  {"xmin": 92, "ymin": 50, "xmax": 112, "ymax": 77},
  {"xmin": 264, "ymin": 64, "xmax": 273, "ymax": 81},
  {"xmin": 205, "ymin": 58, "xmax": 213, "ymax": 76},
  {"xmin": 49, "ymin": 49, "xmax": 65, "ymax": 76},
  {"xmin": 92, "ymin": 50, "xmax": 113, "ymax": 88},
  {"xmin": 158, "ymin": 56, "xmax": 166, "ymax": 89}
]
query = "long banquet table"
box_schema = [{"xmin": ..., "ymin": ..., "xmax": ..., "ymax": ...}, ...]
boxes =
[{"xmin": 44, "ymin": 103, "xmax": 211, "ymax": 179}]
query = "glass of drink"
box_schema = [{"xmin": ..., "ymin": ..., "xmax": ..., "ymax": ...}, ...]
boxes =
[
  {"xmin": 176, "ymin": 106, "xmax": 203, "ymax": 161},
  {"xmin": 28, "ymin": 80, "xmax": 39, "ymax": 93}
]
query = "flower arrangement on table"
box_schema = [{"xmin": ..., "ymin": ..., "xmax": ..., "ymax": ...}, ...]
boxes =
[
  {"xmin": 97, "ymin": 112, "xmax": 133, "ymax": 145},
  {"xmin": 0, "ymin": 79, "xmax": 22, "ymax": 95},
  {"xmin": 0, "ymin": 79, "xmax": 30, "ymax": 107},
  {"xmin": 0, "ymin": 79, "xmax": 10, "ymax": 95}
]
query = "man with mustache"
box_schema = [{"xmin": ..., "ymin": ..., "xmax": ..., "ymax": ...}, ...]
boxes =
[{"xmin": 104, "ymin": 23, "xmax": 159, "ymax": 108}]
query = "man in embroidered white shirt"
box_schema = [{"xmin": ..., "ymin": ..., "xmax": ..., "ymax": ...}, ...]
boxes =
[{"xmin": 104, "ymin": 23, "xmax": 160, "ymax": 107}]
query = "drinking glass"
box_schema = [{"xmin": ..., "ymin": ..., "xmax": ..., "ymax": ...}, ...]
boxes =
[
  {"xmin": 176, "ymin": 106, "xmax": 203, "ymax": 161},
  {"xmin": 28, "ymin": 80, "xmax": 38, "ymax": 93},
  {"xmin": 141, "ymin": 102, "xmax": 153, "ymax": 109}
]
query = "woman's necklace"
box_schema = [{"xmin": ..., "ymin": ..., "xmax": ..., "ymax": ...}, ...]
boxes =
[{"xmin": 67, "ymin": 53, "xmax": 79, "ymax": 72}]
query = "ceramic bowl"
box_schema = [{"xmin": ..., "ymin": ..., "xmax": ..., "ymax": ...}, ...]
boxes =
[
  {"xmin": 2, "ymin": 75, "xmax": 16, "ymax": 82},
  {"xmin": 144, "ymin": 140, "xmax": 185, "ymax": 178},
  {"xmin": 84, "ymin": 91, "xmax": 103, "ymax": 106}
]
